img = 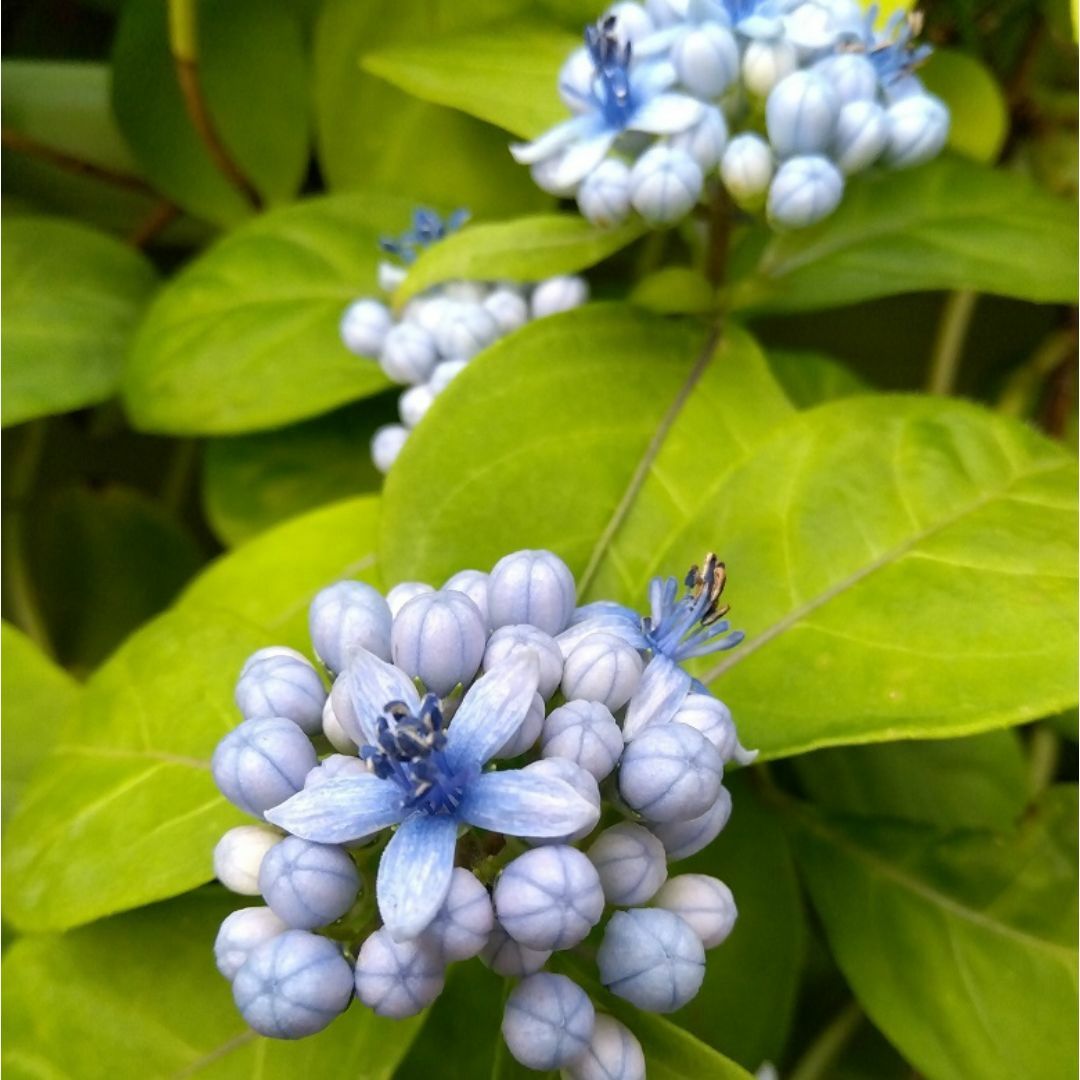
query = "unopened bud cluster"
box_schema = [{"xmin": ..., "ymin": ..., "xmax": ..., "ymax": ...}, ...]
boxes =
[{"xmin": 210, "ymin": 547, "xmax": 754, "ymax": 1073}]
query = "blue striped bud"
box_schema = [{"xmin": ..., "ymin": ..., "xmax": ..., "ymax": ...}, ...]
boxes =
[
  {"xmin": 766, "ymin": 70, "xmax": 839, "ymax": 157},
  {"xmin": 767, "ymin": 154, "xmax": 844, "ymax": 229}
]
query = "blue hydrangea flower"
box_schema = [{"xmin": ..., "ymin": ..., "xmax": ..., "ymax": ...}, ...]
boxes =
[
  {"xmin": 265, "ymin": 649, "xmax": 599, "ymax": 940},
  {"xmin": 848, "ymin": 6, "xmax": 932, "ymax": 90},
  {"xmin": 510, "ymin": 18, "xmax": 706, "ymax": 191},
  {"xmin": 380, "ymin": 207, "xmax": 470, "ymax": 265}
]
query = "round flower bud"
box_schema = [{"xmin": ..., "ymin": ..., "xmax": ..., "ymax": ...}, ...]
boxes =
[
  {"xmin": 783, "ymin": 0, "xmax": 864, "ymax": 53},
  {"xmin": 672, "ymin": 23, "xmax": 739, "ymax": 98},
  {"xmin": 541, "ymin": 700, "xmax": 623, "ymax": 781},
  {"xmin": 495, "ymin": 690, "xmax": 545, "ymax": 759},
  {"xmin": 391, "ymin": 589, "xmax": 487, "ymax": 696},
  {"xmin": 606, "ymin": 2, "xmax": 656, "ymax": 43},
  {"xmin": 814, "ymin": 52, "xmax": 879, "ymax": 106},
  {"xmin": 720, "ymin": 132, "xmax": 775, "ymax": 206},
  {"xmin": 304, "ymin": 753, "xmax": 368, "ymax": 788},
  {"xmin": 561, "ymin": 632, "xmax": 643, "ymax": 712},
  {"xmin": 630, "ymin": 146, "xmax": 703, "ymax": 226},
  {"xmin": 494, "ymin": 846, "xmax": 604, "ymax": 950},
  {"xmin": 378, "ymin": 260, "xmax": 408, "ymax": 293},
  {"xmin": 531, "ymin": 275, "xmax": 590, "ymax": 319},
  {"xmin": 532, "ymin": 155, "xmax": 580, "ymax": 198},
  {"xmin": 371, "ymin": 423, "xmax": 408, "ymax": 474},
  {"xmin": 587, "ymin": 822, "xmax": 667, "ymax": 906},
  {"xmin": 667, "ymin": 106, "xmax": 729, "ymax": 171},
  {"xmin": 481, "ymin": 920, "xmax": 552, "ymax": 976},
  {"xmin": 233, "ymin": 930, "xmax": 353, "ymax": 1038},
  {"xmin": 488, "ymin": 549, "xmax": 576, "ymax": 636},
  {"xmin": 597, "ymin": 909, "xmax": 705, "ymax": 1012},
  {"xmin": 767, "ymin": 154, "xmax": 844, "ymax": 229},
  {"xmin": 669, "ymin": 693, "xmax": 740, "ymax": 759},
  {"xmin": 645, "ymin": 0, "xmax": 685, "ymax": 28},
  {"xmin": 521, "ymin": 758, "xmax": 602, "ymax": 845},
  {"xmin": 399, "ymin": 382, "xmax": 436, "ymax": 428},
  {"xmin": 239, "ymin": 645, "xmax": 307, "ymax": 677},
  {"xmin": 742, "ymin": 38, "xmax": 798, "ymax": 97},
  {"xmin": 884, "ymin": 93, "xmax": 950, "ymax": 169},
  {"xmin": 386, "ymin": 580, "xmax": 434, "ymax": 617},
  {"xmin": 321, "ymin": 693, "xmax": 357, "ymax": 754},
  {"xmin": 485, "ymin": 624, "xmax": 563, "ymax": 699},
  {"xmin": 833, "ymin": 99, "xmax": 889, "ymax": 175},
  {"xmin": 651, "ymin": 784, "xmax": 732, "ymax": 860},
  {"xmin": 502, "ymin": 973, "xmax": 596, "ymax": 1071},
  {"xmin": 483, "ymin": 288, "xmax": 530, "ymax": 334},
  {"xmin": 443, "ymin": 568, "xmax": 491, "ymax": 628},
  {"xmin": 564, "ymin": 1014, "xmax": 647, "ymax": 1080},
  {"xmin": 442, "ymin": 281, "xmax": 489, "ymax": 304},
  {"xmin": 214, "ymin": 825, "xmax": 282, "ymax": 895},
  {"xmin": 340, "ymin": 298, "xmax": 392, "ymax": 357},
  {"xmin": 214, "ymin": 906, "xmax": 288, "ymax": 981},
  {"xmin": 380, "ymin": 322, "xmax": 438, "ymax": 385},
  {"xmin": 212, "ymin": 717, "xmax": 316, "ymax": 817},
  {"xmin": 434, "ymin": 302, "xmax": 501, "ymax": 360},
  {"xmin": 428, "ymin": 359, "xmax": 469, "ymax": 394},
  {"xmin": 235, "ymin": 653, "xmax": 326, "ymax": 735},
  {"xmin": 619, "ymin": 722, "xmax": 723, "ymax": 823},
  {"xmin": 403, "ymin": 294, "xmax": 455, "ymax": 336},
  {"xmin": 354, "ymin": 929, "xmax": 445, "ymax": 1018},
  {"xmin": 259, "ymin": 836, "xmax": 360, "ymax": 930},
  {"xmin": 420, "ymin": 868, "xmax": 494, "ymax": 962},
  {"xmin": 578, "ymin": 159, "xmax": 633, "ymax": 227},
  {"xmin": 766, "ymin": 71, "xmax": 839, "ymax": 158},
  {"xmin": 652, "ymin": 874, "xmax": 737, "ymax": 948},
  {"xmin": 309, "ymin": 580, "xmax": 393, "ymax": 674},
  {"xmin": 559, "ymin": 46, "xmax": 595, "ymax": 111}
]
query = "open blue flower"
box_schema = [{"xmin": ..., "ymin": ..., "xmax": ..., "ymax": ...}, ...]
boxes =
[
  {"xmin": 847, "ymin": 6, "xmax": 932, "ymax": 89},
  {"xmin": 380, "ymin": 207, "xmax": 470, "ymax": 265},
  {"xmin": 510, "ymin": 18, "xmax": 706, "ymax": 191},
  {"xmin": 265, "ymin": 650, "xmax": 599, "ymax": 941}
]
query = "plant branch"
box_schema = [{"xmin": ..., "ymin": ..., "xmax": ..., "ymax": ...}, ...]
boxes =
[
  {"xmin": 926, "ymin": 289, "xmax": 978, "ymax": 395},
  {"xmin": 128, "ymin": 199, "xmax": 181, "ymax": 249},
  {"xmin": 1028, "ymin": 725, "xmax": 1061, "ymax": 801},
  {"xmin": 705, "ymin": 181, "xmax": 733, "ymax": 290},
  {"xmin": 787, "ymin": 1000, "xmax": 864, "ymax": 1080},
  {"xmin": 2, "ymin": 127, "xmax": 155, "ymax": 195}
]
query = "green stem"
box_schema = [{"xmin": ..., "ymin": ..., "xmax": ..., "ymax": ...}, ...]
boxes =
[
  {"xmin": 998, "ymin": 327, "xmax": 1077, "ymax": 419},
  {"xmin": 161, "ymin": 438, "xmax": 199, "ymax": 515},
  {"xmin": 787, "ymin": 1000, "xmax": 864, "ymax": 1080},
  {"xmin": 926, "ymin": 289, "xmax": 978, "ymax": 395},
  {"xmin": 1028, "ymin": 726, "xmax": 1061, "ymax": 800}
]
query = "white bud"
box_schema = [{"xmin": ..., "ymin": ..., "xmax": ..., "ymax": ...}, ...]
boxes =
[
  {"xmin": 428, "ymin": 359, "xmax": 469, "ymax": 394},
  {"xmin": 484, "ymin": 624, "xmax": 563, "ymax": 699},
  {"xmin": 766, "ymin": 70, "xmax": 839, "ymax": 157},
  {"xmin": 340, "ymin": 298, "xmax": 392, "ymax": 357},
  {"xmin": 652, "ymin": 874, "xmax": 737, "ymax": 948},
  {"xmin": 767, "ymin": 154, "xmax": 844, "ymax": 229},
  {"xmin": 495, "ymin": 691, "xmax": 545, "ymax": 759},
  {"xmin": 672, "ymin": 23, "xmax": 739, "ymax": 98},
  {"xmin": 444, "ymin": 568, "xmax": 491, "ymax": 628},
  {"xmin": 483, "ymin": 288, "xmax": 530, "ymax": 334},
  {"xmin": 399, "ymin": 382, "xmax": 436, "ymax": 428},
  {"xmin": 742, "ymin": 38, "xmax": 798, "ymax": 97},
  {"xmin": 370, "ymin": 423, "xmax": 409, "ymax": 474},
  {"xmin": 404, "ymin": 294, "xmax": 456, "ymax": 337},
  {"xmin": 434, "ymin": 302, "xmax": 501, "ymax": 360},
  {"xmin": 214, "ymin": 825, "xmax": 283, "ymax": 895},
  {"xmin": 532, "ymin": 155, "xmax": 581, "ymax": 197},
  {"xmin": 630, "ymin": 146, "xmax": 703, "ymax": 225},
  {"xmin": 884, "ymin": 93, "xmax": 950, "ymax": 169},
  {"xmin": 377, "ymin": 260, "xmax": 408, "ymax": 293},
  {"xmin": 588, "ymin": 822, "xmax": 668, "ymax": 905},
  {"xmin": 720, "ymin": 133, "xmax": 775, "ymax": 206},
  {"xmin": 577, "ymin": 159, "xmax": 633, "ymax": 228},
  {"xmin": 530, "ymin": 276, "xmax": 590, "ymax": 319},
  {"xmin": 380, "ymin": 322, "xmax": 438, "ymax": 385},
  {"xmin": 321, "ymin": 693, "xmax": 357, "ymax": 754},
  {"xmin": 385, "ymin": 581, "xmax": 434, "ymax": 617}
]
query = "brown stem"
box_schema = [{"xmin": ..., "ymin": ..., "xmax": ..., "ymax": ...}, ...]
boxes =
[
  {"xmin": 705, "ymin": 181, "xmax": 733, "ymax": 290},
  {"xmin": 2, "ymin": 127, "xmax": 155, "ymax": 195},
  {"xmin": 127, "ymin": 199, "xmax": 181, "ymax": 249}
]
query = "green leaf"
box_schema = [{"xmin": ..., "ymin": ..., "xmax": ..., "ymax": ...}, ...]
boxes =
[
  {"xmin": 111, "ymin": 0, "xmax": 309, "ymax": 227},
  {"xmin": 395, "ymin": 214, "xmax": 645, "ymax": 304},
  {"xmin": 921, "ymin": 50, "xmax": 1009, "ymax": 165},
  {"xmin": 2, "ymin": 216, "xmax": 158, "ymax": 427},
  {"xmin": 313, "ymin": 0, "xmax": 551, "ymax": 217},
  {"xmin": 1, "ymin": 889, "xmax": 425, "ymax": 1078},
  {"xmin": 730, "ymin": 159, "xmax": 1079, "ymax": 314},
  {"xmin": 793, "ymin": 730, "xmax": 1029, "ymax": 831},
  {"xmin": 363, "ymin": 23, "xmax": 577, "ymax": 139},
  {"xmin": 2, "ymin": 496, "xmax": 381, "ymax": 932},
  {"xmin": 631, "ymin": 268, "xmax": 719, "ymax": 316},
  {"xmin": 790, "ymin": 787, "xmax": 1079, "ymax": 1080},
  {"xmin": 766, "ymin": 348, "xmax": 868, "ymax": 408},
  {"xmin": 122, "ymin": 192, "xmax": 425, "ymax": 435},
  {"xmin": 378, "ymin": 305, "xmax": 795, "ymax": 591},
  {"xmin": 0, "ymin": 622, "xmax": 79, "ymax": 829},
  {"xmin": 203, "ymin": 399, "xmax": 392, "ymax": 546}
]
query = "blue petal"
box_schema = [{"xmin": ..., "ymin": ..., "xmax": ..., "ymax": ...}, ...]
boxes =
[
  {"xmin": 264, "ymin": 775, "xmax": 404, "ymax": 843},
  {"xmin": 623, "ymin": 654, "xmax": 692, "ymax": 739},
  {"xmin": 445, "ymin": 653, "xmax": 539, "ymax": 771},
  {"xmin": 377, "ymin": 812, "xmax": 459, "ymax": 941},
  {"xmin": 549, "ymin": 130, "xmax": 618, "ymax": 189},
  {"xmin": 343, "ymin": 648, "xmax": 421, "ymax": 744},
  {"xmin": 509, "ymin": 114, "xmax": 604, "ymax": 166},
  {"xmin": 630, "ymin": 93, "xmax": 706, "ymax": 135},
  {"xmin": 459, "ymin": 770, "xmax": 600, "ymax": 838}
]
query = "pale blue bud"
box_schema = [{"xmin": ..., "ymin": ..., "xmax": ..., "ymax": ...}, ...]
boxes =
[
  {"xmin": 386, "ymin": 581, "xmax": 434, "ymax": 617},
  {"xmin": 532, "ymin": 156, "xmax": 581, "ymax": 198},
  {"xmin": 652, "ymin": 874, "xmax": 737, "ymax": 948},
  {"xmin": 399, "ymin": 383, "xmax": 436, "ymax": 428},
  {"xmin": 488, "ymin": 549, "xmax": 576, "ymax": 636},
  {"xmin": 443, "ymin": 568, "xmax": 491, "ymax": 628},
  {"xmin": 561, "ymin": 632, "xmax": 643, "ymax": 712},
  {"xmin": 405, "ymin": 295, "xmax": 456, "ymax": 337},
  {"xmin": 304, "ymin": 753, "xmax": 368, "ymax": 788},
  {"xmin": 371, "ymin": 423, "xmax": 408, "ymax": 474},
  {"xmin": 428, "ymin": 359, "xmax": 468, "ymax": 394},
  {"xmin": 645, "ymin": 0, "xmax": 686, "ymax": 28},
  {"xmin": 214, "ymin": 906, "xmax": 288, "ymax": 980},
  {"xmin": 380, "ymin": 322, "xmax": 438, "ymax": 384},
  {"xmin": 564, "ymin": 1014, "xmax": 647, "ymax": 1080},
  {"xmin": 502, "ymin": 974, "xmax": 596, "ymax": 1070},
  {"xmin": 494, "ymin": 846, "xmax": 604, "ymax": 951},
  {"xmin": 233, "ymin": 930, "xmax": 353, "ymax": 1038},
  {"xmin": 522, "ymin": 758, "xmax": 602, "ymax": 845},
  {"xmin": 259, "ymin": 836, "xmax": 359, "ymax": 930},
  {"xmin": 833, "ymin": 99, "xmax": 889, "ymax": 174},
  {"xmin": 378, "ymin": 261, "xmax": 408, "ymax": 293},
  {"xmin": 767, "ymin": 155, "xmax": 844, "ymax": 228},
  {"xmin": 670, "ymin": 693, "xmax": 755, "ymax": 763},
  {"xmin": 442, "ymin": 281, "xmax": 489, "ymax": 304},
  {"xmin": 212, "ymin": 717, "xmax": 316, "ymax": 817},
  {"xmin": 213, "ymin": 825, "xmax": 282, "ymax": 895},
  {"xmin": 720, "ymin": 132, "xmax": 775, "ymax": 205},
  {"xmin": 391, "ymin": 589, "xmax": 487, "ymax": 696},
  {"xmin": 578, "ymin": 159, "xmax": 633, "ymax": 228},
  {"xmin": 354, "ymin": 929, "xmax": 445, "ymax": 1019},
  {"xmin": 630, "ymin": 146, "xmax": 703, "ymax": 226},
  {"xmin": 650, "ymin": 784, "xmax": 731, "ymax": 860},
  {"xmin": 667, "ymin": 106, "xmax": 729, "ymax": 171},
  {"xmin": 483, "ymin": 288, "xmax": 530, "ymax": 334},
  {"xmin": 434, "ymin": 302, "xmax": 501, "ymax": 360},
  {"xmin": 742, "ymin": 39, "xmax": 798, "ymax": 97},
  {"xmin": 606, "ymin": 2, "xmax": 657, "ymax": 42},
  {"xmin": 235, "ymin": 653, "xmax": 326, "ymax": 734},
  {"xmin": 619, "ymin": 722, "xmax": 723, "ymax": 822},
  {"xmin": 495, "ymin": 690, "xmax": 545, "ymax": 759},
  {"xmin": 597, "ymin": 909, "xmax": 705, "ymax": 1012},
  {"xmin": 672, "ymin": 23, "xmax": 739, "ymax": 97},
  {"xmin": 814, "ymin": 52, "xmax": 879, "ymax": 106},
  {"xmin": 340, "ymin": 298, "xmax": 392, "ymax": 357},
  {"xmin": 309, "ymin": 580, "xmax": 392, "ymax": 673},
  {"xmin": 420, "ymin": 867, "xmax": 494, "ymax": 962},
  {"xmin": 239, "ymin": 645, "xmax": 307, "ymax": 677},
  {"xmin": 485, "ymin": 624, "xmax": 563, "ymax": 698},
  {"xmin": 884, "ymin": 93, "xmax": 950, "ymax": 168},
  {"xmin": 587, "ymin": 822, "xmax": 667, "ymax": 906},
  {"xmin": 322, "ymin": 682, "xmax": 358, "ymax": 754},
  {"xmin": 531, "ymin": 276, "xmax": 590, "ymax": 319},
  {"xmin": 481, "ymin": 920, "xmax": 552, "ymax": 976},
  {"xmin": 766, "ymin": 71, "xmax": 839, "ymax": 157},
  {"xmin": 541, "ymin": 700, "xmax": 623, "ymax": 781}
]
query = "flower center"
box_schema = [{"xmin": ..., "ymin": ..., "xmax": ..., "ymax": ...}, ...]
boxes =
[{"xmin": 585, "ymin": 17, "xmax": 636, "ymax": 129}]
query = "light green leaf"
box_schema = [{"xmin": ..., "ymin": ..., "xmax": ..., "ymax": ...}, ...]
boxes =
[
  {"xmin": 766, "ymin": 348, "xmax": 868, "ymax": 408},
  {"xmin": 395, "ymin": 214, "xmax": 644, "ymax": 304},
  {"xmin": 2, "ymin": 496, "xmax": 381, "ymax": 932},
  {"xmin": 730, "ymin": 159, "xmax": 1078, "ymax": 314},
  {"xmin": 1, "ymin": 622, "xmax": 80, "ymax": 829},
  {"xmin": 363, "ymin": 23, "xmax": 577, "ymax": 139},
  {"xmin": 631, "ymin": 268, "xmax": 719, "ymax": 316},
  {"xmin": 1, "ymin": 889, "xmax": 425, "ymax": 1079},
  {"xmin": 793, "ymin": 730, "xmax": 1029, "ymax": 831},
  {"xmin": 921, "ymin": 50, "xmax": 1009, "ymax": 164},
  {"xmin": 790, "ymin": 787, "xmax": 1079, "ymax": 1080},
  {"xmin": 378, "ymin": 305, "xmax": 795, "ymax": 591},
  {"xmin": 2, "ymin": 216, "xmax": 158, "ymax": 427},
  {"xmin": 122, "ymin": 192, "xmax": 424, "ymax": 435}
]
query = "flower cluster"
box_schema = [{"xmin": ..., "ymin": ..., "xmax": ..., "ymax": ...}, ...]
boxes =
[
  {"xmin": 339, "ymin": 208, "xmax": 589, "ymax": 474},
  {"xmin": 512, "ymin": 0, "xmax": 949, "ymax": 230},
  {"xmin": 210, "ymin": 548, "xmax": 754, "ymax": 1072}
]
